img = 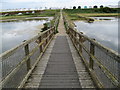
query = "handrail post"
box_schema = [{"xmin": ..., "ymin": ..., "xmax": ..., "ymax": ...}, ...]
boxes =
[
  {"xmin": 54, "ymin": 26, "xmax": 56, "ymax": 34},
  {"xmin": 79, "ymin": 34, "xmax": 82, "ymax": 53},
  {"xmin": 69, "ymin": 28, "xmax": 71, "ymax": 37},
  {"xmin": 24, "ymin": 44, "xmax": 31, "ymax": 71},
  {"xmin": 38, "ymin": 36, "xmax": 42, "ymax": 53},
  {"xmin": 46, "ymin": 32, "xmax": 48, "ymax": 45},
  {"xmin": 70, "ymin": 28, "xmax": 72, "ymax": 39},
  {"xmin": 74, "ymin": 31, "xmax": 77, "ymax": 45},
  {"xmin": 89, "ymin": 42, "xmax": 95, "ymax": 69},
  {"xmin": 49, "ymin": 29, "xmax": 51, "ymax": 40}
]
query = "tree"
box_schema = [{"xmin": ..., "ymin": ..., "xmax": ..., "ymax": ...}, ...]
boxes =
[
  {"xmin": 100, "ymin": 5, "xmax": 103, "ymax": 8},
  {"xmin": 78, "ymin": 6, "xmax": 81, "ymax": 9},
  {"xmin": 102, "ymin": 7, "xmax": 113, "ymax": 13},
  {"xmin": 73, "ymin": 6, "xmax": 76, "ymax": 9},
  {"xmin": 93, "ymin": 5, "xmax": 98, "ymax": 8}
]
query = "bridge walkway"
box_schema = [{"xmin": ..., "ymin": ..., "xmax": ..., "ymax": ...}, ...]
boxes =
[{"xmin": 23, "ymin": 13, "xmax": 95, "ymax": 88}]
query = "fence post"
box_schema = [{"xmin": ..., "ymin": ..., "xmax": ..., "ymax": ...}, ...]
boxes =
[
  {"xmin": 74, "ymin": 31, "xmax": 77, "ymax": 45},
  {"xmin": 67, "ymin": 25, "xmax": 69, "ymax": 34},
  {"xmin": 54, "ymin": 26, "xmax": 56, "ymax": 34},
  {"xmin": 38, "ymin": 36, "xmax": 42, "ymax": 53},
  {"xmin": 49, "ymin": 28, "xmax": 52, "ymax": 40},
  {"xmin": 89, "ymin": 42, "xmax": 95, "ymax": 69},
  {"xmin": 71, "ymin": 29, "xmax": 74, "ymax": 40},
  {"xmin": 24, "ymin": 44, "xmax": 31, "ymax": 71},
  {"xmin": 79, "ymin": 34, "xmax": 82, "ymax": 53},
  {"xmin": 68, "ymin": 27, "xmax": 71, "ymax": 37}
]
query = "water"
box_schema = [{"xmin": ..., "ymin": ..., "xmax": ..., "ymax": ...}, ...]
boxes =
[
  {"xmin": 74, "ymin": 17, "xmax": 118, "ymax": 52},
  {"xmin": 1, "ymin": 19, "xmax": 50, "ymax": 53}
]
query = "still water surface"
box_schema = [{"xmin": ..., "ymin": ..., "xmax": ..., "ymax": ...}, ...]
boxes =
[
  {"xmin": 74, "ymin": 17, "xmax": 118, "ymax": 52},
  {"xmin": 1, "ymin": 19, "xmax": 50, "ymax": 53}
]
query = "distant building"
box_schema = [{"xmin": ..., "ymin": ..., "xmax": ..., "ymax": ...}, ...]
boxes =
[
  {"xmin": 17, "ymin": 13, "xmax": 22, "ymax": 15},
  {"xmin": 89, "ymin": 6, "xmax": 92, "ymax": 8},
  {"xmin": 93, "ymin": 5, "xmax": 98, "ymax": 8},
  {"xmin": 73, "ymin": 6, "xmax": 76, "ymax": 9},
  {"xmin": 84, "ymin": 6, "xmax": 87, "ymax": 9},
  {"xmin": 32, "ymin": 11, "xmax": 35, "ymax": 14},
  {"xmin": 78, "ymin": 6, "xmax": 81, "ymax": 9},
  {"xmin": 100, "ymin": 5, "xmax": 104, "ymax": 8}
]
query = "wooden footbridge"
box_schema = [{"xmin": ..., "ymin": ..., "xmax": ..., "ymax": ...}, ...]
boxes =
[{"xmin": 0, "ymin": 11, "xmax": 120, "ymax": 89}]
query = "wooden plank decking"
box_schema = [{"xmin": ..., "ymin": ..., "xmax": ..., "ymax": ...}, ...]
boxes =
[{"xmin": 23, "ymin": 13, "xmax": 95, "ymax": 88}]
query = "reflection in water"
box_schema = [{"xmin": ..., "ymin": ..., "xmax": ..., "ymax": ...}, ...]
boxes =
[
  {"xmin": 1, "ymin": 20, "xmax": 47, "ymax": 53},
  {"xmin": 74, "ymin": 17, "xmax": 118, "ymax": 52}
]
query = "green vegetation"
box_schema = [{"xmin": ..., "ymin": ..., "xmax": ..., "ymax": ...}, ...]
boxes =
[
  {"xmin": 0, "ymin": 9, "xmax": 60, "ymax": 20},
  {"xmin": 41, "ymin": 23, "xmax": 50, "ymax": 32},
  {"xmin": 63, "ymin": 8, "xmax": 119, "ymax": 21},
  {"xmin": 64, "ymin": 7, "xmax": 119, "ymax": 13},
  {"xmin": 41, "ymin": 11, "xmax": 60, "ymax": 32}
]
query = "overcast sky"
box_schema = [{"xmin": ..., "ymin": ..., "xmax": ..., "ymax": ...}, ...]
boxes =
[{"xmin": 1, "ymin": 0, "xmax": 120, "ymax": 9}]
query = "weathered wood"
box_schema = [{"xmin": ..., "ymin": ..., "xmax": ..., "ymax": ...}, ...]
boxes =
[
  {"xmin": 38, "ymin": 36, "xmax": 42, "ymax": 53},
  {"xmin": 24, "ymin": 44, "xmax": 31, "ymax": 71},
  {"xmin": 63, "ymin": 14, "xmax": 120, "ymax": 88},
  {"xmin": 1, "ymin": 27, "xmax": 55, "ymax": 60},
  {"xmin": 19, "ymin": 34, "xmax": 54, "ymax": 88},
  {"xmin": 74, "ymin": 31, "xmax": 77, "ymax": 45},
  {"xmin": 1, "ymin": 30, "xmax": 54, "ymax": 88},
  {"xmin": 79, "ymin": 34, "xmax": 82, "ymax": 53},
  {"xmin": 46, "ymin": 32, "xmax": 48, "ymax": 45},
  {"xmin": 89, "ymin": 42, "xmax": 95, "ymax": 69},
  {"xmin": 72, "ymin": 29, "xmax": 120, "ymax": 62},
  {"xmin": 1, "ymin": 13, "xmax": 60, "ymax": 89}
]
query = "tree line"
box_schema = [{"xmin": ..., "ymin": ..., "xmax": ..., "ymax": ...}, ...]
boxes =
[{"xmin": 71, "ymin": 5, "xmax": 119, "ymax": 13}]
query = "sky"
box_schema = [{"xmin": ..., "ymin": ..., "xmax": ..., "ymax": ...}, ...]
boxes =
[{"xmin": 1, "ymin": 0, "xmax": 120, "ymax": 9}]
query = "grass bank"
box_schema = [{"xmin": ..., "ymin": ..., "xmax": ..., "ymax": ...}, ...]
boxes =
[
  {"xmin": 0, "ymin": 10, "xmax": 60, "ymax": 20},
  {"xmin": 63, "ymin": 8, "xmax": 119, "ymax": 21},
  {"xmin": 66, "ymin": 13, "xmax": 119, "ymax": 21}
]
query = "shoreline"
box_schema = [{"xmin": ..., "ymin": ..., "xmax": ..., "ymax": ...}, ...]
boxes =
[{"xmin": 65, "ymin": 13, "xmax": 119, "ymax": 21}]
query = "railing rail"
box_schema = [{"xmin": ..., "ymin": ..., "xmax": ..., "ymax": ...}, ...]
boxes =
[
  {"xmin": 63, "ymin": 13, "xmax": 120, "ymax": 88},
  {"xmin": 0, "ymin": 14, "xmax": 60, "ymax": 88}
]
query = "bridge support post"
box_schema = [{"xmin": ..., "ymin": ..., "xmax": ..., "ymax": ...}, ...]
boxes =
[
  {"xmin": 24, "ymin": 44, "xmax": 31, "ymax": 71},
  {"xmin": 89, "ymin": 42, "xmax": 95, "ymax": 69}
]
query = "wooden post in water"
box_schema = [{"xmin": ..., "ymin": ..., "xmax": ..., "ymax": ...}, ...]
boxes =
[
  {"xmin": 24, "ymin": 44, "xmax": 31, "ymax": 71},
  {"xmin": 89, "ymin": 42, "xmax": 95, "ymax": 69}
]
